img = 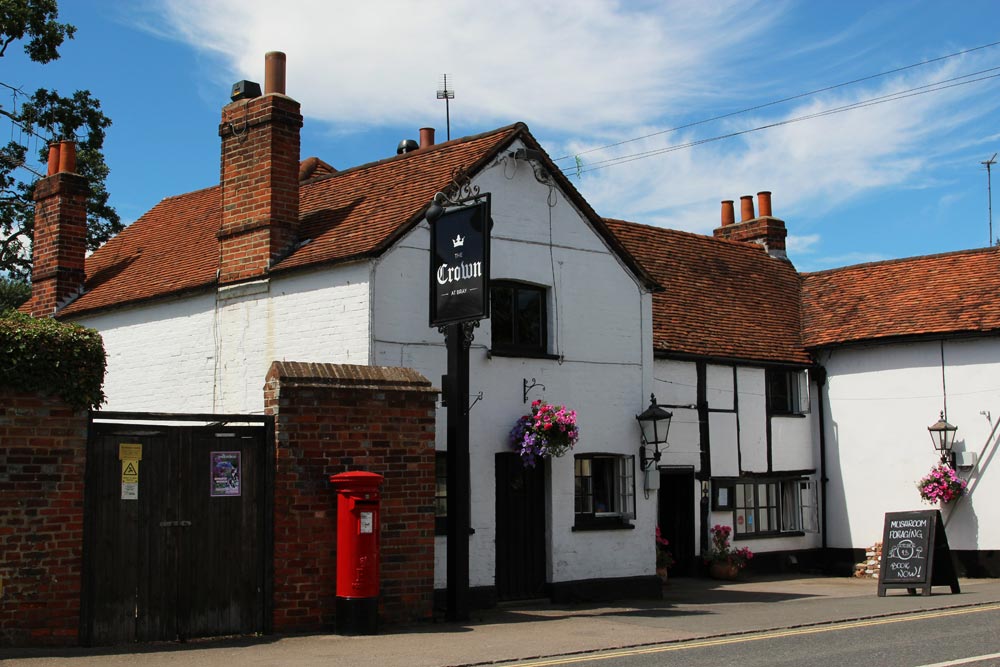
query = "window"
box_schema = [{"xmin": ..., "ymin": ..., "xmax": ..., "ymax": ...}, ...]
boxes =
[
  {"xmin": 574, "ymin": 454, "xmax": 635, "ymax": 529},
  {"xmin": 731, "ymin": 478, "xmax": 819, "ymax": 537},
  {"xmin": 767, "ymin": 369, "xmax": 810, "ymax": 415},
  {"xmin": 435, "ymin": 452, "xmax": 447, "ymax": 535},
  {"xmin": 490, "ymin": 281, "xmax": 547, "ymax": 355}
]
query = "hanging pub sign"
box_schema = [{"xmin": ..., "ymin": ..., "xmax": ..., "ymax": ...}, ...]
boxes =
[{"xmin": 429, "ymin": 195, "xmax": 491, "ymax": 327}]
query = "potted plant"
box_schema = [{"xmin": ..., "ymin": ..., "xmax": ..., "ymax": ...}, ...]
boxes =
[
  {"xmin": 918, "ymin": 463, "xmax": 967, "ymax": 504},
  {"xmin": 703, "ymin": 524, "xmax": 752, "ymax": 579},
  {"xmin": 655, "ymin": 525, "xmax": 674, "ymax": 581},
  {"xmin": 509, "ymin": 400, "xmax": 579, "ymax": 468}
]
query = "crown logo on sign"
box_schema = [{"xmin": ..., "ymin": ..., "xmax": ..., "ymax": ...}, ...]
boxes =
[{"xmin": 452, "ymin": 234, "xmax": 465, "ymax": 248}]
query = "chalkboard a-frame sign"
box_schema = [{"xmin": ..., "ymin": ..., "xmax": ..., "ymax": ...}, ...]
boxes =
[{"xmin": 877, "ymin": 510, "xmax": 960, "ymax": 597}]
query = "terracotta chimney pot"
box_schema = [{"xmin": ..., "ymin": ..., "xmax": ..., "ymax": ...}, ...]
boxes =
[
  {"xmin": 58, "ymin": 140, "xmax": 76, "ymax": 174},
  {"xmin": 47, "ymin": 143, "xmax": 60, "ymax": 176},
  {"xmin": 419, "ymin": 127, "xmax": 435, "ymax": 149},
  {"xmin": 740, "ymin": 195, "xmax": 755, "ymax": 222},
  {"xmin": 264, "ymin": 51, "xmax": 286, "ymax": 95},
  {"xmin": 757, "ymin": 191, "xmax": 772, "ymax": 217},
  {"xmin": 721, "ymin": 200, "xmax": 735, "ymax": 226}
]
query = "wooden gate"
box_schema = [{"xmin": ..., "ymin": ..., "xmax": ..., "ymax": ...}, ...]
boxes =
[
  {"xmin": 82, "ymin": 413, "xmax": 272, "ymax": 645},
  {"xmin": 495, "ymin": 452, "xmax": 547, "ymax": 600}
]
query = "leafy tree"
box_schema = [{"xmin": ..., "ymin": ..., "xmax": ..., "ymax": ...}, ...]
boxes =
[
  {"xmin": 0, "ymin": 275, "xmax": 30, "ymax": 310},
  {"xmin": 0, "ymin": 0, "xmax": 119, "ymax": 280}
]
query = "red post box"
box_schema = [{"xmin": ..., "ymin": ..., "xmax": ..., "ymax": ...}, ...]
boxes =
[{"xmin": 329, "ymin": 471, "xmax": 383, "ymax": 635}]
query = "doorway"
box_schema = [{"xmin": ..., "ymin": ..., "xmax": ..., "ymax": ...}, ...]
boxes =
[{"xmin": 658, "ymin": 467, "xmax": 696, "ymax": 576}]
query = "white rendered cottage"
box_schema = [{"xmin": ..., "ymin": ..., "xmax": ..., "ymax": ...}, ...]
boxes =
[{"xmin": 23, "ymin": 53, "xmax": 667, "ymax": 603}]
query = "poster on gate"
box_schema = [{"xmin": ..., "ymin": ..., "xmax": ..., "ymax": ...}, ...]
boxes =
[{"xmin": 210, "ymin": 451, "xmax": 241, "ymax": 497}]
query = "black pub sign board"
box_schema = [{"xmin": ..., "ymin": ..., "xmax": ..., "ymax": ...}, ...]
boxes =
[
  {"xmin": 877, "ymin": 509, "xmax": 960, "ymax": 596},
  {"xmin": 429, "ymin": 197, "xmax": 491, "ymax": 327}
]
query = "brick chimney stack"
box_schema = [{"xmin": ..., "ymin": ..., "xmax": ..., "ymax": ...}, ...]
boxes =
[
  {"xmin": 713, "ymin": 191, "xmax": 787, "ymax": 259},
  {"xmin": 25, "ymin": 141, "xmax": 88, "ymax": 317},
  {"xmin": 217, "ymin": 51, "xmax": 303, "ymax": 284}
]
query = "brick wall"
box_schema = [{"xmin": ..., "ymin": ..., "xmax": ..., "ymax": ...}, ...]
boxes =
[
  {"xmin": 264, "ymin": 362, "xmax": 437, "ymax": 632},
  {"xmin": 0, "ymin": 390, "xmax": 87, "ymax": 646}
]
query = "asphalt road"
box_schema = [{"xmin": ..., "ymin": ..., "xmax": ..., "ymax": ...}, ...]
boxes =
[{"xmin": 499, "ymin": 603, "xmax": 1000, "ymax": 667}]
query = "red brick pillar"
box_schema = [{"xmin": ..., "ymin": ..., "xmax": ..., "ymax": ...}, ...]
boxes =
[
  {"xmin": 0, "ymin": 390, "xmax": 88, "ymax": 646},
  {"xmin": 263, "ymin": 362, "xmax": 437, "ymax": 632}
]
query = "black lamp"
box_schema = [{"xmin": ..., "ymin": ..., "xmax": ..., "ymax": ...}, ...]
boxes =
[
  {"xmin": 636, "ymin": 394, "xmax": 672, "ymax": 470},
  {"xmin": 928, "ymin": 411, "xmax": 958, "ymax": 464}
]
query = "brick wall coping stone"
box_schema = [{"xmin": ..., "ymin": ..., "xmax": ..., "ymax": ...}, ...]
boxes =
[{"xmin": 267, "ymin": 361, "xmax": 438, "ymax": 393}]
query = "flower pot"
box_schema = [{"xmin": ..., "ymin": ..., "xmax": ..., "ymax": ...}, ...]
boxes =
[
  {"xmin": 709, "ymin": 561, "xmax": 740, "ymax": 580},
  {"xmin": 656, "ymin": 566, "xmax": 668, "ymax": 583}
]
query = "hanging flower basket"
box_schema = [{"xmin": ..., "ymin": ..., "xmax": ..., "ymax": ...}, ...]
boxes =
[
  {"xmin": 917, "ymin": 464, "xmax": 967, "ymax": 504},
  {"xmin": 509, "ymin": 400, "xmax": 579, "ymax": 468}
]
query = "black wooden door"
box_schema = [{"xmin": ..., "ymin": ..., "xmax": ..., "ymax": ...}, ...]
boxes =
[
  {"xmin": 658, "ymin": 468, "xmax": 696, "ymax": 576},
  {"xmin": 84, "ymin": 421, "xmax": 267, "ymax": 645},
  {"xmin": 495, "ymin": 453, "xmax": 546, "ymax": 600}
]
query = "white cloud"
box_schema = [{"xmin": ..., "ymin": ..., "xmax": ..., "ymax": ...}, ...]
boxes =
[
  {"xmin": 144, "ymin": 0, "xmax": 1000, "ymax": 262},
  {"xmin": 148, "ymin": 0, "xmax": 780, "ymax": 132}
]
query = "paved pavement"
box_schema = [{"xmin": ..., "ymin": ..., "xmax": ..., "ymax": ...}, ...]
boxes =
[{"xmin": 4, "ymin": 575, "xmax": 1000, "ymax": 666}]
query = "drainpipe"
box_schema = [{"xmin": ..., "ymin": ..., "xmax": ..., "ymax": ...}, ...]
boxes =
[{"xmin": 815, "ymin": 366, "xmax": 830, "ymax": 557}]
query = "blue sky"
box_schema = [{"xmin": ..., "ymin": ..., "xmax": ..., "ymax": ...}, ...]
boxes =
[{"xmin": 5, "ymin": 0, "xmax": 1000, "ymax": 272}]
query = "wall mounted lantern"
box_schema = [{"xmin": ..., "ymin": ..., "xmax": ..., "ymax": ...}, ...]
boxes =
[
  {"xmin": 927, "ymin": 411, "xmax": 958, "ymax": 464},
  {"xmin": 636, "ymin": 394, "xmax": 672, "ymax": 470}
]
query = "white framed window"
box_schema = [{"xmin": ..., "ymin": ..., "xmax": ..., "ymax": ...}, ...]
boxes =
[
  {"xmin": 728, "ymin": 478, "xmax": 819, "ymax": 537},
  {"xmin": 767, "ymin": 368, "xmax": 810, "ymax": 415},
  {"xmin": 574, "ymin": 454, "xmax": 635, "ymax": 529}
]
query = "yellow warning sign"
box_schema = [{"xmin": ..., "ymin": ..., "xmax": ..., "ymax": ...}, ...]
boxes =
[
  {"xmin": 122, "ymin": 459, "xmax": 139, "ymax": 484},
  {"xmin": 119, "ymin": 443, "xmax": 142, "ymax": 461}
]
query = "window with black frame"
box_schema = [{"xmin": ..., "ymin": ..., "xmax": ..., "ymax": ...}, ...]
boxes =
[
  {"xmin": 574, "ymin": 454, "xmax": 635, "ymax": 529},
  {"xmin": 766, "ymin": 368, "xmax": 810, "ymax": 415},
  {"xmin": 490, "ymin": 281, "xmax": 547, "ymax": 356},
  {"xmin": 435, "ymin": 452, "xmax": 447, "ymax": 535}
]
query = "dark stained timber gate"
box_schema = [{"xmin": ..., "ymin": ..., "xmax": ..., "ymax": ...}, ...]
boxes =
[{"xmin": 82, "ymin": 413, "xmax": 272, "ymax": 645}]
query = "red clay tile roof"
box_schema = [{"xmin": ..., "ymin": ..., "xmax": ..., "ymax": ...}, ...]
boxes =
[
  {"xmin": 605, "ymin": 219, "xmax": 810, "ymax": 364},
  {"xmin": 801, "ymin": 246, "xmax": 1000, "ymax": 348},
  {"xmin": 59, "ymin": 122, "xmax": 653, "ymax": 318}
]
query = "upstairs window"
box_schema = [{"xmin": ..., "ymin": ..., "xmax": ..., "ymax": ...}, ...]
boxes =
[
  {"xmin": 767, "ymin": 369, "xmax": 810, "ymax": 415},
  {"xmin": 574, "ymin": 454, "xmax": 635, "ymax": 529},
  {"xmin": 490, "ymin": 282, "xmax": 547, "ymax": 356}
]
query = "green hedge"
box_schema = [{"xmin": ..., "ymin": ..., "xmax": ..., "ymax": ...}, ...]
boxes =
[{"xmin": 0, "ymin": 311, "xmax": 106, "ymax": 410}]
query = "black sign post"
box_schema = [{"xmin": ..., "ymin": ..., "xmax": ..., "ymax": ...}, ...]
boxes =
[
  {"xmin": 877, "ymin": 510, "xmax": 960, "ymax": 597},
  {"xmin": 429, "ymin": 194, "xmax": 490, "ymax": 622}
]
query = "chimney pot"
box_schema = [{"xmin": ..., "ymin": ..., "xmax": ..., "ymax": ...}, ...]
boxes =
[
  {"xmin": 721, "ymin": 200, "xmax": 735, "ymax": 226},
  {"xmin": 47, "ymin": 143, "xmax": 60, "ymax": 176},
  {"xmin": 419, "ymin": 127, "xmax": 435, "ymax": 149},
  {"xmin": 757, "ymin": 191, "xmax": 772, "ymax": 217},
  {"xmin": 264, "ymin": 51, "xmax": 286, "ymax": 95},
  {"xmin": 739, "ymin": 195, "xmax": 755, "ymax": 222},
  {"xmin": 58, "ymin": 140, "xmax": 76, "ymax": 174}
]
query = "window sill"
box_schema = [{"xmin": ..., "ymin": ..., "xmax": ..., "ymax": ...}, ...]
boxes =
[
  {"xmin": 435, "ymin": 521, "xmax": 476, "ymax": 537},
  {"xmin": 572, "ymin": 521, "xmax": 635, "ymax": 532},
  {"xmin": 733, "ymin": 531, "xmax": 805, "ymax": 540},
  {"xmin": 771, "ymin": 412, "xmax": 809, "ymax": 419},
  {"xmin": 488, "ymin": 349, "xmax": 561, "ymax": 360}
]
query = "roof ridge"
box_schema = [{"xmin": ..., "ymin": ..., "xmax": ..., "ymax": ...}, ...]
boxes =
[
  {"xmin": 605, "ymin": 217, "xmax": 774, "ymax": 253},
  {"xmin": 304, "ymin": 122, "xmax": 526, "ymax": 184},
  {"xmin": 802, "ymin": 244, "xmax": 999, "ymax": 276}
]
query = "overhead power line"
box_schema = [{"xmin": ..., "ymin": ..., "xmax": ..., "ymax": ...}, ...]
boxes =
[
  {"xmin": 563, "ymin": 67, "xmax": 1000, "ymax": 175},
  {"xmin": 552, "ymin": 39, "xmax": 1000, "ymax": 164}
]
